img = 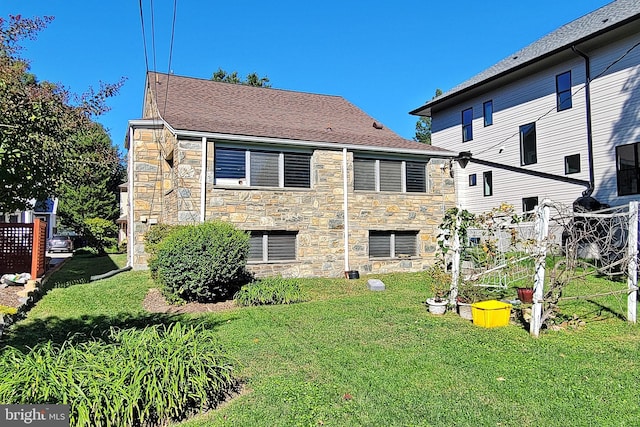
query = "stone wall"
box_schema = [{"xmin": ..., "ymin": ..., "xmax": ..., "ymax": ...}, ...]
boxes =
[
  {"xmin": 128, "ymin": 126, "xmax": 455, "ymax": 276},
  {"xmin": 129, "ymin": 127, "xmax": 177, "ymax": 268}
]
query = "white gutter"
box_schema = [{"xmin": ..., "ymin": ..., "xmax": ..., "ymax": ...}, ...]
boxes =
[
  {"xmin": 200, "ymin": 137, "xmax": 207, "ymax": 222},
  {"xmin": 128, "ymin": 119, "xmax": 456, "ymax": 157},
  {"xmin": 343, "ymin": 148, "xmax": 350, "ymax": 273},
  {"xmin": 127, "ymin": 126, "xmax": 135, "ymax": 268},
  {"xmin": 168, "ymin": 128, "xmax": 456, "ymax": 158}
]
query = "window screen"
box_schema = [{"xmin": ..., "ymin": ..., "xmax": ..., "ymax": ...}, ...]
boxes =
[
  {"xmin": 215, "ymin": 148, "xmax": 245, "ymax": 179},
  {"xmin": 284, "ymin": 153, "xmax": 311, "ymax": 188},
  {"xmin": 250, "ymin": 151, "xmax": 279, "ymax": 186},
  {"xmin": 248, "ymin": 231, "xmax": 297, "ymax": 261},
  {"xmin": 380, "ymin": 160, "xmax": 402, "ymax": 192},
  {"xmin": 354, "ymin": 158, "xmax": 376, "ymax": 190},
  {"xmin": 406, "ymin": 162, "xmax": 426, "ymax": 192},
  {"xmin": 369, "ymin": 231, "xmax": 391, "ymax": 258}
]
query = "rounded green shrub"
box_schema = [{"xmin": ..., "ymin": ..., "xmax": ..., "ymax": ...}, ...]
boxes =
[
  {"xmin": 151, "ymin": 221, "xmax": 251, "ymax": 302},
  {"xmin": 144, "ymin": 223, "xmax": 185, "ymax": 256},
  {"xmin": 145, "ymin": 224, "xmax": 186, "ymax": 280}
]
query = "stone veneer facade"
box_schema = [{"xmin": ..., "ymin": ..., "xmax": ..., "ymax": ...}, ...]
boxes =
[{"xmin": 128, "ymin": 127, "xmax": 455, "ymax": 278}]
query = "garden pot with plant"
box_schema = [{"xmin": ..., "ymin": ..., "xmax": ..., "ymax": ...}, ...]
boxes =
[
  {"xmin": 517, "ymin": 287, "xmax": 534, "ymax": 304},
  {"xmin": 426, "ymin": 263, "xmax": 450, "ymax": 315}
]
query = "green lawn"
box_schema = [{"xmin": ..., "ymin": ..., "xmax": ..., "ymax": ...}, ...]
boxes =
[{"xmin": 3, "ymin": 261, "xmax": 640, "ymax": 426}]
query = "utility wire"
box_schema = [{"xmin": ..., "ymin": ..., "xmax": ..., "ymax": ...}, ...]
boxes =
[
  {"xmin": 150, "ymin": 0, "xmax": 157, "ymax": 74},
  {"xmin": 162, "ymin": 0, "xmax": 178, "ymax": 118},
  {"xmin": 138, "ymin": 0, "xmax": 150, "ymax": 73}
]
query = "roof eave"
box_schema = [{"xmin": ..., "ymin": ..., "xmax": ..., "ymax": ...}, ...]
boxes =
[
  {"xmin": 412, "ymin": 13, "xmax": 640, "ymax": 116},
  {"xmin": 172, "ymin": 129, "xmax": 457, "ymax": 158}
]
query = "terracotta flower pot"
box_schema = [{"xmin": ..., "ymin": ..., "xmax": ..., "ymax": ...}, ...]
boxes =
[{"xmin": 517, "ymin": 287, "xmax": 534, "ymax": 304}]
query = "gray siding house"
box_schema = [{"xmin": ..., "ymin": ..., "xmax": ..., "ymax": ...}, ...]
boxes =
[{"xmin": 411, "ymin": 0, "xmax": 640, "ymax": 214}]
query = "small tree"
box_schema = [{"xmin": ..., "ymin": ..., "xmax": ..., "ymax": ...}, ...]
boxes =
[{"xmin": 83, "ymin": 217, "xmax": 118, "ymax": 255}]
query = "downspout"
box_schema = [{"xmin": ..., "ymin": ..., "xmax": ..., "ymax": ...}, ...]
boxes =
[
  {"xmin": 343, "ymin": 148, "xmax": 350, "ymax": 274},
  {"xmin": 128, "ymin": 126, "xmax": 135, "ymax": 268},
  {"xmin": 200, "ymin": 137, "xmax": 207, "ymax": 222},
  {"xmin": 572, "ymin": 46, "xmax": 595, "ymax": 197}
]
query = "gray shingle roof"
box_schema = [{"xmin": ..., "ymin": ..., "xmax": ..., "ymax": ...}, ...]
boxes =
[
  {"xmin": 144, "ymin": 72, "xmax": 453, "ymax": 155},
  {"xmin": 412, "ymin": 0, "xmax": 640, "ymax": 115}
]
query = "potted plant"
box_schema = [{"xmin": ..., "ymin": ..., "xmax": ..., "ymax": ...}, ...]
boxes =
[
  {"xmin": 456, "ymin": 283, "xmax": 490, "ymax": 320},
  {"xmin": 516, "ymin": 286, "xmax": 534, "ymax": 304},
  {"xmin": 426, "ymin": 264, "xmax": 450, "ymax": 315}
]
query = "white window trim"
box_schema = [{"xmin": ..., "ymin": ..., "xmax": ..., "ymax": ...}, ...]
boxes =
[
  {"xmin": 226, "ymin": 148, "xmax": 309, "ymax": 189},
  {"xmin": 358, "ymin": 159, "xmax": 426, "ymax": 193}
]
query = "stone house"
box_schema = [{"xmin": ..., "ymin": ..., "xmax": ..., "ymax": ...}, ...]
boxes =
[{"xmin": 126, "ymin": 72, "xmax": 455, "ymax": 277}]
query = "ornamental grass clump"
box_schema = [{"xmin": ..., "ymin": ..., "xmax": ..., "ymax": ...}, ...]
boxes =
[
  {"xmin": 149, "ymin": 221, "xmax": 251, "ymax": 302},
  {"xmin": 234, "ymin": 276, "xmax": 309, "ymax": 306},
  {"xmin": 0, "ymin": 323, "xmax": 238, "ymax": 427}
]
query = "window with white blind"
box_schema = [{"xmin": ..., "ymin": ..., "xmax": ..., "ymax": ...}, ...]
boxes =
[
  {"xmin": 354, "ymin": 157, "xmax": 427, "ymax": 193},
  {"xmin": 248, "ymin": 231, "xmax": 297, "ymax": 262},
  {"xmin": 369, "ymin": 231, "xmax": 418, "ymax": 258},
  {"xmin": 214, "ymin": 147, "xmax": 311, "ymax": 188}
]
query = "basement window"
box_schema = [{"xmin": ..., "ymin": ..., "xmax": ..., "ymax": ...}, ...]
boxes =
[
  {"xmin": 369, "ymin": 231, "xmax": 418, "ymax": 258},
  {"xmin": 248, "ymin": 231, "xmax": 297, "ymax": 262}
]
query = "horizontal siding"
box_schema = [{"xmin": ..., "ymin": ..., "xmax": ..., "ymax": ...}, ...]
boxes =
[
  {"xmin": 589, "ymin": 32, "xmax": 640, "ymax": 206},
  {"xmin": 433, "ymin": 30, "xmax": 640, "ymax": 213}
]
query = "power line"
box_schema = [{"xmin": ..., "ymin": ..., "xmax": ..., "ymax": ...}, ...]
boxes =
[
  {"xmin": 150, "ymin": 0, "xmax": 157, "ymax": 74},
  {"xmin": 162, "ymin": 0, "xmax": 178, "ymax": 118},
  {"xmin": 138, "ymin": 0, "xmax": 149, "ymax": 73}
]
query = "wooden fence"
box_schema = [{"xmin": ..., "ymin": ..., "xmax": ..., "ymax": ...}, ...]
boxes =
[{"xmin": 0, "ymin": 219, "xmax": 47, "ymax": 279}]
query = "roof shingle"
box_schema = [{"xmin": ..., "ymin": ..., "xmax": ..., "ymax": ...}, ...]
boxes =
[{"xmin": 145, "ymin": 72, "xmax": 452, "ymax": 154}]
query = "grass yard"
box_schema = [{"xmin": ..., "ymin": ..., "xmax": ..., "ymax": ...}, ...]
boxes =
[{"xmin": 2, "ymin": 259, "xmax": 640, "ymax": 426}]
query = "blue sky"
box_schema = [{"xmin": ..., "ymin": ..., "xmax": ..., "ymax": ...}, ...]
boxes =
[{"xmin": 0, "ymin": 0, "xmax": 612, "ymax": 153}]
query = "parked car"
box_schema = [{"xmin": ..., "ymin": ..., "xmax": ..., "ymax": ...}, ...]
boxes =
[{"xmin": 47, "ymin": 235, "xmax": 74, "ymax": 253}]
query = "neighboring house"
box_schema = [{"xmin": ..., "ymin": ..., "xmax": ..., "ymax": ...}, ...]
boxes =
[
  {"xmin": 0, "ymin": 198, "xmax": 58, "ymax": 240},
  {"xmin": 411, "ymin": 0, "xmax": 640, "ymax": 215},
  {"xmin": 126, "ymin": 72, "xmax": 456, "ymax": 277},
  {"xmin": 116, "ymin": 182, "xmax": 128, "ymax": 246}
]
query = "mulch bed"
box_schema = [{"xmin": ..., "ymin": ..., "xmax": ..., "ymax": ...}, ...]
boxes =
[
  {"xmin": 142, "ymin": 288, "xmax": 236, "ymax": 314},
  {"xmin": 0, "ymin": 284, "xmax": 24, "ymax": 309}
]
